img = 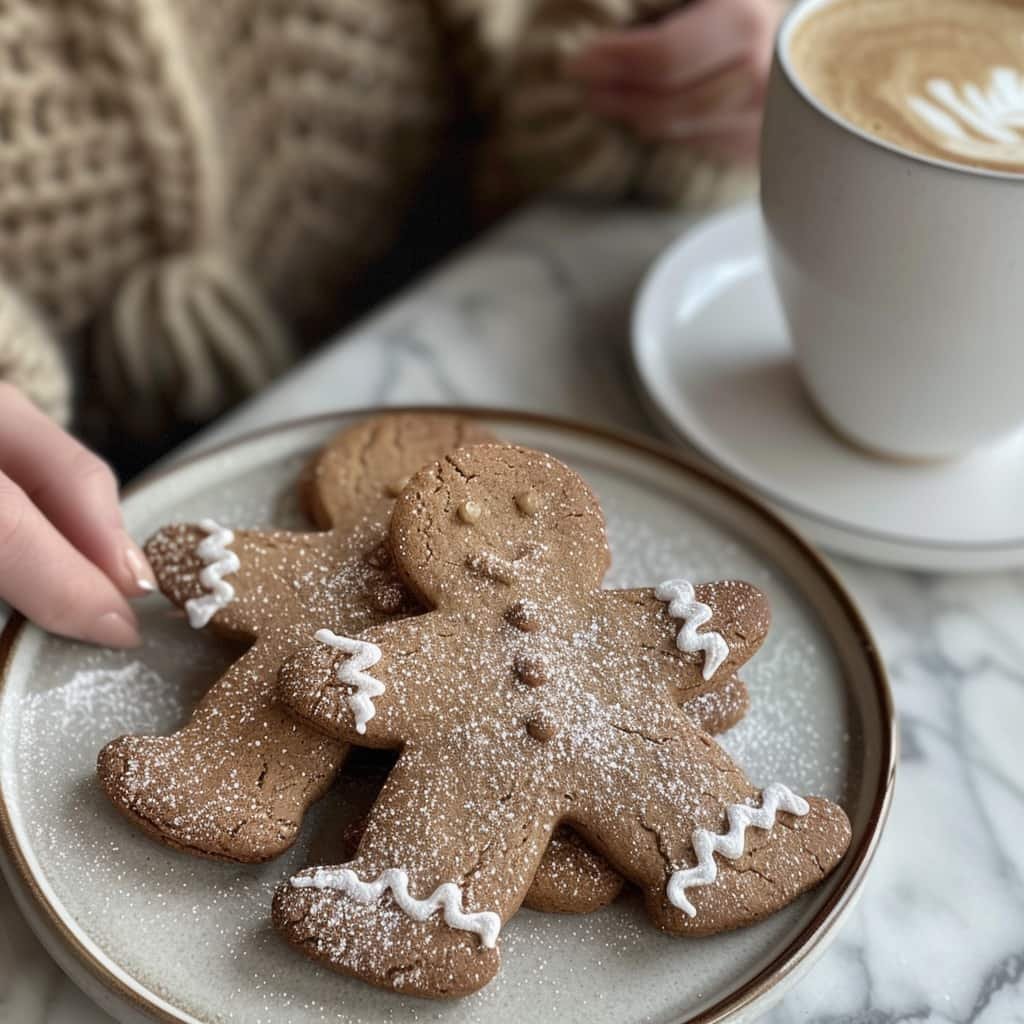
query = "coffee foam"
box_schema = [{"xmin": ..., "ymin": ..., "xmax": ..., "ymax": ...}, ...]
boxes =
[{"xmin": 790, "ymin": 0, "xmax": 1024, "ymax": 174}]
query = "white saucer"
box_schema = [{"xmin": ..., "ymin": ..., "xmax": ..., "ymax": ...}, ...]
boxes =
[{"xmin": 632, "ymin": 202, "xmax": 1024, "ymax": 573}]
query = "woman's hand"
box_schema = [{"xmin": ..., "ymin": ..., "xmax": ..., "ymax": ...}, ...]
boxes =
[
  {"xmin": 566, "ymin": 0, "xmax": 786, "ymax": 162},
  {"xmin": 0, "ymin": 383, "xmax": 155, "ymax": 647}
]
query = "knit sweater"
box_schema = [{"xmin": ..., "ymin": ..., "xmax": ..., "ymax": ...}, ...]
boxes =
[{"xmin": 0, "ymin": 0, "xmax": 754, "ymax": 435}]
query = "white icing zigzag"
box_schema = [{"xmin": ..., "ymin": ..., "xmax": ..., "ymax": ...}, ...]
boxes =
[
  {"xmin": 655, "ymin": 579, "xmax": 729, "ymax": 680},
  {"xmin": 667, "ymin": 783, "xmax": 810, "ymax": 917},
  {"xmin": 290, "ymin": 866, "xmax": 502, "ymax": 948},
  {"xmin": 314, "ymin": 628, "xmax": 384, "ymax": 734},
  {"xmin": 185, "ymin": 519, "xmax": 241, "ymax": 629}
]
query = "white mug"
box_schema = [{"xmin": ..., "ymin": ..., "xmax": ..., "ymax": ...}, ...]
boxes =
[{"xmin": 760, "ymin": 0, "xmax": 1024, "ymax": 461}]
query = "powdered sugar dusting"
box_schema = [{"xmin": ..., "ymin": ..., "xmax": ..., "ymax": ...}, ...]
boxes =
[{"xmin": 0, "ymin": 430, "xmax": 860, "ymax": 1022}]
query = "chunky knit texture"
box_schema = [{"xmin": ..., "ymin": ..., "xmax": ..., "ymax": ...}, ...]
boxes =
[
  {"xmin": 0, "ymin": 282, "xmax": 70, "ymax": 424},
  {"xmin": 0, "ymin": 0, "xmax": 753, "ymax": 434},
  {"xmin": 446, "ymin": 0, "xmax": 757, "ymax": 210}
]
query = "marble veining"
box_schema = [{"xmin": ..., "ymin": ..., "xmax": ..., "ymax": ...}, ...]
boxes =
[{"xmin": 2, "ymin": 202, "xmax": 1022, "ymax": 1022}]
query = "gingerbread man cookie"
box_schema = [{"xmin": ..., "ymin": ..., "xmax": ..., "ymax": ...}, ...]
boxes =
[{"xmin": 274, "ymin": 444, "xmax": 851, "ymax": 997}]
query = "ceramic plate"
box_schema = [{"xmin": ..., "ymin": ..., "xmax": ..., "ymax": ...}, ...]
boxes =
[
  {"xmin": 631, "ymin": 202, "xmax": 1024, "ymax": 572},
  {"xmin": 0, "ymin": 409, "xmax": 894, "ymax": 1024}
]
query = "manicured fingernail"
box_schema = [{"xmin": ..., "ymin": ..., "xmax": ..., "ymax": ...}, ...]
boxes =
[
  {"xmin": 124, "ymin": 540, "xmax": 157, "ymax": 596},
  {"xmin": 90, "ymin": 610, "xmax": 141, "ymax": 648}
]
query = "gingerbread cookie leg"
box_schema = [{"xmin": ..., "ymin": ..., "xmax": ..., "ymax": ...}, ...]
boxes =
[
  {"xmin": 565, "ymin": 719, "xmax": 852, "ymax": 936},
  {"xmin": 99, "ymin": 631, "xmax": 345, "ymax": 860},
  {"xmin": 521, "ymin": 675, "xmax": 749, "ymax": 914},
  {"xmin": 274, "ymin": 745, "xmax": 548, "ymax": 998}
]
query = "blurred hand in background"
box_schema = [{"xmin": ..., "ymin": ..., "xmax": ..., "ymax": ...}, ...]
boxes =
[{"xmin": 566, "ymin": 0, "xmax": 787, "ymax": 162}]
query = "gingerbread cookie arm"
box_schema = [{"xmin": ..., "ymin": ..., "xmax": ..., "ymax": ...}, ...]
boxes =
[
  {"xmin": 274, "ymin": 745, "xmax": 550, "ymax": 997},
  {"xmin": 566, "ymin": 715, "xmax": 851, "ymax": 936},
  {"xmin": 682, "ymin": 674, "xmax": 749, "ymax": 734},
  {"xmin": 146, "ymin": 523, "xmax": 339, "ymax": 637},
  {"xmin": 278, "ymin": 616, "xmax": 440, "ymax": 748},
  {"xmin": 600, "ymin": 581, "xmax": 770, "ymax": 698}
]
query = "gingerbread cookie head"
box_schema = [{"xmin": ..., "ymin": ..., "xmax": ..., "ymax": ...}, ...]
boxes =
[
  {"xmin": 390, "ymin": 444, "xmax": 611, "ymax": 613},
  {"xmin": 302, "ymin": 414, "xmax": 496, "ymax": 533},
  {"xmin": 275, "ymin": 444, "xmax": 847, "ymax": 998}
]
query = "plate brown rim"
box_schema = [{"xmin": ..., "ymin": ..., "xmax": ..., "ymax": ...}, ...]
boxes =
[{"xmin": 0, "ymin": 405, "xmax": 897, "ymax": 1024}]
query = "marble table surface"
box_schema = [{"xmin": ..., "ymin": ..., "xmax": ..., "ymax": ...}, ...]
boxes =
[{"xmin": 2, "ymin": 201, "xmax": 1022, "ymax": 1023}]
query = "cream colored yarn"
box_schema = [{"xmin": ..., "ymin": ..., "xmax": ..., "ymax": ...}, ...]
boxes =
[
  {"xmin": 0, "ymin": 0, "xmax": 753, "ymax": 438},
  {"xmin": 0, "ymin": 0, "xmax": 291, "ymax": 436},
  {"xmin": 455, "ymin": 0, "xmax": 757, "ymax": 211},
  {"xmin": 178, "ymin": 0, "xmax": 453, "ymax": 340},
  {"xmin": 0, "ymin": 278, "xmax": 70, "ymax": 425}
]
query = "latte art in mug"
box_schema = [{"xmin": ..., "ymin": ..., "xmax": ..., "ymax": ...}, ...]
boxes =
[{"xmin": 790, "ymin": 0, "xmax": 1024, "ymax": 173}]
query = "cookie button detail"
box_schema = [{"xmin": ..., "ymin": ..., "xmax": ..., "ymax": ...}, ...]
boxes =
[
  {"xmin": 526, "ymin": 714, "xmax": 558, "ymax": 742},
  {"xmin": 458, "ymin": 500, "xmax": 483, "ymax": 524},
  {"xmin": 370, "ymin": 583, "xmax": 406, "ymax": 614},
  {"xmin": 515, "ymin": 489, "xmax": 540, "ymax": 515},
  {"xmin": 514, "ymin": 652, "xmax": 548, "ymax": 687},
  {"xmin": 506, "ymin": 599, "xmax": 542, "ymax": 633}
]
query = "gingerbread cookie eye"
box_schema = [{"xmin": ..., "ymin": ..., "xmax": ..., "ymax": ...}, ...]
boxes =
[
  {"xmin": 515, "ymin": 489, "xmax": 540, "ymax": 516},
  {"xmin": 457, "ymin": 499, "xmax": 483, "ymax": 524}
]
